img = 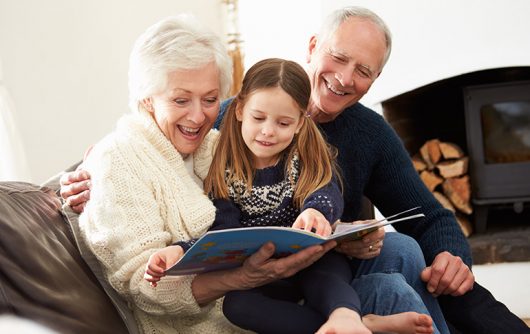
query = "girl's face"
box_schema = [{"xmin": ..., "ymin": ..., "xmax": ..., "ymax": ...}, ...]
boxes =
[
  {"xmin": 237, "ymin": 86, "xmax": 304, "ymax": 169},
  {"xmin": 147, "ymin": 62, "xmax": 220, "ymax": 156}
]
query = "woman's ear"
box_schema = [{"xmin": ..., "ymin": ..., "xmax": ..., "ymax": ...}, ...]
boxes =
[
  {"xmin": 143, "ymin": 98, "xmax": 154, "ymax": 113},
  {"xmin": 235, "ymin": 105, "xmax": 244, "ymax": 121}
]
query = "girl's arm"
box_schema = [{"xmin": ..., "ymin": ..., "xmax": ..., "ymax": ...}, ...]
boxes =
[{"xmin": 302, "ymin": 176, "xmax": 344, "ymax": 224}]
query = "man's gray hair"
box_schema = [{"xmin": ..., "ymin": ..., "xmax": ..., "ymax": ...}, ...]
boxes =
[
  {"xmin": 128, "ymin": 14, "xmax": 232, "ymax": 112},
  {"xmin": 319, "ymin": 6, "xmax": 392, "ymax": 67}
]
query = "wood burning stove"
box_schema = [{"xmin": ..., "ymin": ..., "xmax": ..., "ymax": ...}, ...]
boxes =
[
  {"xmin": 463, "ymin": 80, "xmax": 530, "ymax": 232},
  {"xmin": 381, "ymin": 67, "xmax": 530, "ymax": 234}
]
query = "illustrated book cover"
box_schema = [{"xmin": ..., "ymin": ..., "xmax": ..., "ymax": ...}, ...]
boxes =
[{"xmin": 166, "ymin": 207, "xmax": 424, "ymax": 275}]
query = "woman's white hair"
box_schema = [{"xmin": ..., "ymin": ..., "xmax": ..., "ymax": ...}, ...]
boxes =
[
  {"xmin": 319, "ymin": 6, "xmax": 392, "ymax": 67},
  {"xmin": 128, "ymin": 14, "xmax": 233, "ymax": 112}
]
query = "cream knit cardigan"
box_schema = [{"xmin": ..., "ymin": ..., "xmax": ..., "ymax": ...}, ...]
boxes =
[{"xmin": 79, "ymin": 111, "xmax": 245, "ymax": 334}]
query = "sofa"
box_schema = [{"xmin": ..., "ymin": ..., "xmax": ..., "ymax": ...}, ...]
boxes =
[{"xmin": 0, "ymin": 166, "xmax": 140, "ymax": 334}]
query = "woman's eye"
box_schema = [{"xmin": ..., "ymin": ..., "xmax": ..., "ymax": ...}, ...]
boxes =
[
  {"xmin": 174, "ymin": 99, "xmax": 188, "ymax": 105},
  {"xmin": 204, "ymin": 97, "xmax": 218, "ymax": 104}
]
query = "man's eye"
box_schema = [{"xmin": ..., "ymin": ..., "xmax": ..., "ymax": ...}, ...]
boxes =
[
  {"xmin": 253, "ymin": 117, "xmax": 264, "ymax": 121},
  {"xmin": 331, "ymin": 54, "xmax": 346, "ymax": 63},
  {"xmin": 356, "ymin": 68, "xmax": 371, "ymax": 79}
]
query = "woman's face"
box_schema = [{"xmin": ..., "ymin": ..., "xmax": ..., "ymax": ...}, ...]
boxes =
[{"xmin": 147, "ymin": 62, "xmax": 221, "ymax": 156}]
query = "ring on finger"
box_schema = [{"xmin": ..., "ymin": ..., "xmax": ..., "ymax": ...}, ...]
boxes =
[{"xmin": 368, "ymin": 244, "xmax": 374, "ymax": 252}]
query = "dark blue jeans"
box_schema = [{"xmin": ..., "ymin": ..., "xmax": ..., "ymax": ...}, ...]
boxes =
[{"xmin": 353, "ymin": 232, "xmax": 529, "ymax": 334}]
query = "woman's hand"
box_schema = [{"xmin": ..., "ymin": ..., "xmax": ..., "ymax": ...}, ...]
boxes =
[
  {"xmin": 59, "ymin": 169, "xmax": 91, "ymax": 213},
  {"xmin": 144, "ymin": 245, "xmax": 184, "ymax": 287},
  {"xmin": 235, "ymin": 240, "xmax": 337, "ymax": 289},
  {"xmin": 191, "ymin": 240, "xmax": 336, "ymax": 305},
  {"xmin": 334, "ymin": 222, "xmax": 385, "ymax": 260},
  {"xmin": 292, "ymin": 208, "xmax": 332, "ymax": 237}
]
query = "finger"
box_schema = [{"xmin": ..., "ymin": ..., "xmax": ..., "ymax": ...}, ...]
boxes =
[
  {"xmin": 427, "ymin": 257, "xmax": 449, "ymax": 295},
  {"xmin": 322, "ymin": 223, "xmax": 332, "ymax": 237},
  {"xmin": 433, "ymin": 257, "xmax": 462, "ymax": 296},
  {"xmin": 71, "ymin": 202, "xmax": 86, "ymax": 214},
  {"xmin": 59, "ymin": 170, "xmax": 90, "ymax": 186},
  {"xmin": 292, "ymin": 216, "xmax": 303, "ymax": 230},
  {"xmin": 65, "ymin": 189, "xmax": 90, "ymax": 207},
  {"xmin": 362, "ymin": 227, "xmax": 385, "ymax": 244},
  {"xmin": 60, "ymin": 180, "xmax": 91, "ymax": 201},
  {"xmin": 445, "ymin": 265, "xmax": 474, "ymax": 296},
  {"xmin": 246, "ymin": 242, "xmax": 276, "ymax": 269},
  {"xmin": 451, "ymin": 271, "xmax": 474, "ymax": 296},
  {"xmin": 421, "ymin": 267, "xmax": 432, "ymax": 284}
]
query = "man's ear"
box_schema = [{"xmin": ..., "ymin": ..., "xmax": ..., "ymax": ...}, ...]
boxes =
[{"xmin": 306, "ymin": 35, "xmax": 318, "ymax": 64}]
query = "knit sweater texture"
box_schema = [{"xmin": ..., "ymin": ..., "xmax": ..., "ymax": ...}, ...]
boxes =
[
  {"xmin": 218, "ymin": 100, "xmax": 472, "ymax": 267},
  {"xmin": 79, "ymin": 111, "xmax": 244, "ymax": 334}
]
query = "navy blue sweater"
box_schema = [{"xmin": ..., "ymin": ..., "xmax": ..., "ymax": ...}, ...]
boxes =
[{"xmin": 217, "ymin": 99, "xmax": 472, "ymax": 267}]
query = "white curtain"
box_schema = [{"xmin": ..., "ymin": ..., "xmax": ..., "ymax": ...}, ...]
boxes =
[{"xmin": 0, "ymin": 58, "xmax": 31, "ymax": 181}]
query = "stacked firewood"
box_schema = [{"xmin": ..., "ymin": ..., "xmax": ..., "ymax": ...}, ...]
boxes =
[{"xmin": 412, "ymin": 139, "xmax": 473, "ymax": 237}]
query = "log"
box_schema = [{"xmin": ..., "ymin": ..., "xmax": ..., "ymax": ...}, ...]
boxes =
[
  {"xmin": 420, "ymin": 170, "xmax": 443, "ymax": 192},
  {"xmin": 442, "ymin": 176, "xmax": 472, "ymax": 215},
  {"xmin": 412, "ymin": 154, "xmax": 427, "ymax": 172},
  {"xmin": 419, "ymin": 139, "xmax": 442, "ymax": 170},
  {"xmin": 455, "ymin": 213, "xmax": 473, "ymax": 237},
  {"xmin": 433, "ymin": 191, "xmax": 455, "ymax": 212},
  {"xmin": 436, "ymin": 157, "xmax": 469, "ymax": 178},
  {"xmin": 439, "ymin": 142, "xmax": 464, "ymax": 159}
]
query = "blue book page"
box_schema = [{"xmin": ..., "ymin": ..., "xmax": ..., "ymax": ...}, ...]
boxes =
[{"xmin": 166, "ymin": 227, "xmax": 326, "ymax": 275}]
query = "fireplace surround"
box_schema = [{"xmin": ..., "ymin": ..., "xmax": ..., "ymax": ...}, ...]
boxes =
[{"xmin": 381, "ymin": 66, "xmax": 530, "ymax": 233}]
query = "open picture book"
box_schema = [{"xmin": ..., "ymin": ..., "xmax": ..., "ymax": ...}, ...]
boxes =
[{"xmin": 166, "ymin": 207, "xmax": 424, "ymax": 275}]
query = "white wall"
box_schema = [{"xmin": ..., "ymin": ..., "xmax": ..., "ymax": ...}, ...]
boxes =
[
  {"xmin": 0, "ymin": 0, "xmax": 224, "ymax": 183},
  {"xmin": 241, "ymin": 0, "xmax": 530, "ymax": 109}
]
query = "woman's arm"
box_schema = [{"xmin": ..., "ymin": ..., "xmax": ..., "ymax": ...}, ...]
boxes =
[{"xmin": 192, "ymin": 240, "xmax": 336, "ymax": 305}]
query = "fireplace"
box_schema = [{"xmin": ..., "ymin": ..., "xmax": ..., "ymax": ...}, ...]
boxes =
[{"xmin": 381, "ymin": 66, "xmax": 530, "ymax": 233}]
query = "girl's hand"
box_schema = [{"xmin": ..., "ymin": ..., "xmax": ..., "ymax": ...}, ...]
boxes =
[
  {"xmin": 144, "ymin": 245, "xmax": 184, "ymax": 287},
  {"xmin": 292, "ymin": 208, "xmax": 332, "ymax": 237}
]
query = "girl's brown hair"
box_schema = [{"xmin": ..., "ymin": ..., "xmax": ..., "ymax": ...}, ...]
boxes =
[{"xmin": 204, "ymin": 58, "xmax": 339, "ymax": 208}]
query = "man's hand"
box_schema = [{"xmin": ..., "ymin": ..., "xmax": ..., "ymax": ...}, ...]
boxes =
[
  {"xmin": 334, "ymin": 224, "xmax": 385, "ymax": 259},
  {"xmin": 421, "ymin": 251, "xmax": 474, "ymax": 297},
  {"xmin": 59, "ymin": 169, "xmax": 91, "ymax": 213}
]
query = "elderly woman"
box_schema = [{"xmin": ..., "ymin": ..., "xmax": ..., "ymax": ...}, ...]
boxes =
[{"xmin": 77, "ymin": 15, "xmax": 332, "ymax": 334}]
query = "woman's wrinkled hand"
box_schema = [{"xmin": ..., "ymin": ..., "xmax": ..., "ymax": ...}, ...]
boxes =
[{"xmin": 235, "ymin": 240, "xmax": 336, "ymax": 289}]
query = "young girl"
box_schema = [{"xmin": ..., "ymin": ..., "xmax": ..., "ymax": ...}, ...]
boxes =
[{"xmin": 145, "ymin": 58, "xmax": 435, "ymax": 334}]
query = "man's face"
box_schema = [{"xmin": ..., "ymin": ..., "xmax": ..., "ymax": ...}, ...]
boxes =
[{"xmin": 306, "ymin": 17, "xmax": 387, "ymax": 122}]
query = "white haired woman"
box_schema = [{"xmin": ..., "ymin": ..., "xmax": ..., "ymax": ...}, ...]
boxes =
[{"xmin": 76, "ymin": 15, "xmax": 333, "ymax": 333}]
